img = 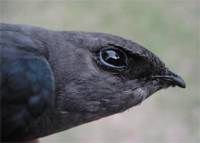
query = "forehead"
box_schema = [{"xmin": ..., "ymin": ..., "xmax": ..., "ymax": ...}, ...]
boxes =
[{"xmin": 63, "ymin": 31, "xmax": 165, "ymax": 69}]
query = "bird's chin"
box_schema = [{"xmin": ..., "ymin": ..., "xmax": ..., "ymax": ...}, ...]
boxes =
[{"xmin": 130, "ymin": 80, "xmax": 170, "ymax": 105}]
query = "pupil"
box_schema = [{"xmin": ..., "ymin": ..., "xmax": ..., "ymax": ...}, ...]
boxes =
[{"xmin": 102, "ymin": 49, "xmax": 126, "ymax": 67}]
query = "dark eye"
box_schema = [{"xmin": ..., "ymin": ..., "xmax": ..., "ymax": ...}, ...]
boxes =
[{"xmin": 99, "ymin": 47, "xmax": 128, "ymax": 69}]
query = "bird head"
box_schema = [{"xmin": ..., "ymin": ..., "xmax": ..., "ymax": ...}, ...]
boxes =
[
  {"xmin": 47, "ymin": 31, "xmax": 185, "ymax": 130},
  {"xmin": 0, "ymin": 24, "xmax": 186, "ymax": 140}
]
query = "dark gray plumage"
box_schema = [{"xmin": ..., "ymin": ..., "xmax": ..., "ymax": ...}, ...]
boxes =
[{"xmin": 0, "ymin": 23, "xmax": 186, "ymax": 141}]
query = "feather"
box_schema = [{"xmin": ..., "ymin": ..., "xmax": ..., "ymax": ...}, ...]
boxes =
[{"xmin": 0, "ymin": 23, "xmax": 185, "ymax": 141}]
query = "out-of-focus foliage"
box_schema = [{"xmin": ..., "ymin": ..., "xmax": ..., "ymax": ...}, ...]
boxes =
[{"xmin": 1, "ymin": 0, "xmax": 199, "ymax": 143}]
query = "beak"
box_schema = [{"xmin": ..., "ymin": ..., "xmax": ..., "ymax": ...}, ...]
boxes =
[{"xmin": 152, "ymin": 71, "xmax": 186, "ymax": 88}]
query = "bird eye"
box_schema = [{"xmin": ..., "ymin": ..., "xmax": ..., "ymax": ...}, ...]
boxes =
[{"xmin": 99, "ymin": 47, "xmax": 128, "ymax": 69}]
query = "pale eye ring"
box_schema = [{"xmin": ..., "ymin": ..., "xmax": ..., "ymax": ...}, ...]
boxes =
[{"xmin": 99, "ymin": 48, "xmax": 128, "ymax": 69}]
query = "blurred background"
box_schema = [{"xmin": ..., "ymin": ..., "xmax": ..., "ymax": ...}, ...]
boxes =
[{"xmin": 1, "ymin": 0, "xmax": 199, "ymax": 143}]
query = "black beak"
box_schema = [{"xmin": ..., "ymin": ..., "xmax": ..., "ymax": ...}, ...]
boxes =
[{"xmin": 152, "ymin": 71, "xmax": 186, "ymax": 88}]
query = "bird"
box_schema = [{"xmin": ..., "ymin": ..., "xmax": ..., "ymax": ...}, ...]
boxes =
[{"xmin": 0, "ymin": 23, "xmax": 186, "ymax": 142}]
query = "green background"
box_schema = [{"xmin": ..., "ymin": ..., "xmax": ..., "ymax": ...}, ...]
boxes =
[{"xmin": 1, "ymin": 0, "xmax": 199, "ymax": 143}]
